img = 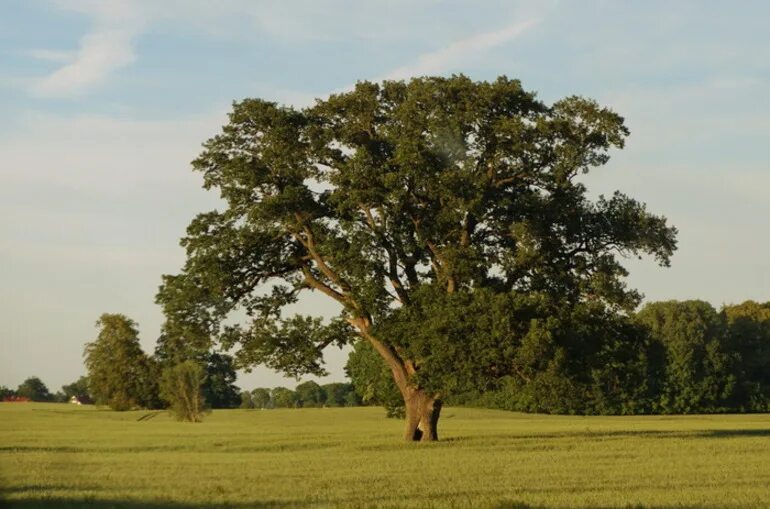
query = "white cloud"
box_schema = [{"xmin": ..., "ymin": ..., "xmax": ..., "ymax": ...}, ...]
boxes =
[
  {"xmin": 383, "ymin": 19, "xmax": 539, "ymax": 81},
  {"xmin": 26, "ymin": 49, "xmax": 75, "ymax": 63},
  {"xmin": 27, "ymin": 1, "xmax": 544, "ymax": 99},
  {"xmin": 0, "ymin": 109, "xmax": 227, "ymax": 188},
  {"xmin": 31, "ymin": 29, "xmax": 137, "ymax": 97},
  {"xmin": 243, "ymin": 17, "xmax": 542, "ymax": 107},
  {"xmin": 30, "ymin": 0, "xmax": 143, "ymax": 98}
]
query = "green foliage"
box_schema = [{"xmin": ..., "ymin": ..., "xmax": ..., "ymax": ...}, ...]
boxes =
[
  {"xmin": 349, "ymin": 297, "xmax": 657, "ymax": 416},
  {"xmin": 156, "ymin": 327, "xmax": 241, "ymax": 410},
  {"xmin": 343, "ymin": 389, "xmax": 362, "ymax": 407},
  {"xmin": 723, "ymin": 301, "xmax": 770, "ymax": 411},
  {"xmin": 15, "ymin": 377, "xmax": 51, "ymax": 402},
  {"xmin": 0, "ymin": 386, "xmax": 14, "ymax": 399},
  {"xmin": 637, "ymin": 301, "xmax": 738, "ymax": 413},
  {"xmin": 270, "ymin": 387, "xmax": 298, "ymax": 408},
  {"xmin": 436, "ymin": 299, "xmax": 770, "ymax": 416},
  {"xmin": 250, "ymin": 388, "xmax": 272, "ymax": 409},
  {"xmin": 84, "ymin": 314, "xmax": 160, "ymax": 411},
  {"xmin": 239, "ymin": 390, "xmax": 255, "ymax": 409},
  {"xmin": 321, "ymin": 383, "xmax": 358, "ymax": 407},
  {"xmin": 158, "ymin": 75, "xmax": 677, "ymax": 431},
  {"xmin": 201, "ymin": 352, "xmax": 241, "ymax": 409},
  {"xmin": 155, "ymin": 322, "xmax": 240, "ymax": 409},
  {"xmin": 504, "ymin": 303, "xmax": 656, "ymax": 415},
  {"xmin": 346, "ymin": 341, "xmax": 404, "ymax": 417},
  {"xmin": 51, "ymin": 391, "xmax": 68, "ymax": 403},
  {"xmin": 227, "ymin": 316, "xmax": 353, "ymax": 379},
  {"xmin": 372, "ymin": 288, "xmax": 549, "ymax": 395},
  {"xmin": 295, "ymin": 380, "xmax": 325, "ymax": 407},
  {"xmin": 153, "ymin": 330, "xmax": 208, "ymax": 367},
  {"xmin": 241, "ymin": 383, "xmax": 362, "ymax": 409},
  {"xmin": 61, "ymin": 376, "xmax": 91, "ymax": 402},
  {"xmin": 159, "ymin": 360, "xmax": 207, "ymax": 422}
]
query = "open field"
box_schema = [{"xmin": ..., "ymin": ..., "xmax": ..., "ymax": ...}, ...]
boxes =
[{"xmin": 1, "ymin": 404, "xmax": 770, "ymax": 508}]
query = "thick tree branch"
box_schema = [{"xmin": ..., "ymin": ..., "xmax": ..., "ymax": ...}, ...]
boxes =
[
  {"xmin": 301, "ymin": 266, "xmax": 349, "ymax": 307},
  {"xmin": 360, "ymin": 204, "xmax": 411, "ymax": 305},
  {"xmin": 293, "ymin": 213, "xmax": 354, "ymax": 294},
  {"xmin": 348, "ymin": 316, "xmax": 411, "ymax": 393}
]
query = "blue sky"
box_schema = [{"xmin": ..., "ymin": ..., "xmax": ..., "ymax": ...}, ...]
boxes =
[{"xmin": 2, "ymin": 0, "xmax": 769, "ymax": 392}]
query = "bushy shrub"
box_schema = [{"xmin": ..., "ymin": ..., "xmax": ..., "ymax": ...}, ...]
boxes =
[{"xmin": 160, "ymin": 361, "xmax": 207, "ymax": 422}]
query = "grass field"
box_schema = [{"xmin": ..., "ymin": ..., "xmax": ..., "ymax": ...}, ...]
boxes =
[{"xmin": 2, "ymin": 404, "xmax": 770, "ymax": 508}]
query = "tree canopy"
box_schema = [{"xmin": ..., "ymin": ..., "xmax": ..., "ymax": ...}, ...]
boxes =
[
  {"xmin": 16, "ymin": 377, "xmax": 52, "ymax": 402},
  {"xmin": 636, "ymin": 300, "xmax": 736, "ymax": 413},
  {"xmin": 723, "ymin": 301, "xmax": 770, "ymax": 408},
  {"xmin": 157, "ymin": 75, "xmax": 677, "ymax": 440},
  {"xmin": 271, "ymin": 387, "xmax": 298, "ymax": 408},
  {"xmin": 62, "ymin": 376, "xmax": 92, "ymax": 403},
  {"xmin": 201, "ymin": 352, "xmax": 241, "ymax": 409},
  {"xmin": 160, "ymin": 360, "xmax": 207, "ymax": 422},
  {"xmin": 250, "ymin": 388, "xmax": 272, "ymax": 409},
  {"xmin": 295, "ymin": 380, "xmax": 325, "ymax": 407},
  {"xmin": 84, "ymin": 314, "xmax": 160, "ymax": 411}
]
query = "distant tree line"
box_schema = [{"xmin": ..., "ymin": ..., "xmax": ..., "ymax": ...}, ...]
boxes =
[
  {"xmin": 346, "ymin": 300, "xmax": 770, "ymax": 416},
  {"xmin": 0, "ymin": 313, "xmax": 363, "ymax": 422},
  {"xmin": 2, "ymin": 314, "xmax": 363, "ymax": 422},
  {"xmin": 7, "ymin": 300, "xmax": 767, "ymax": 419},
  {"xmin": 239, "ymin": 381, "xmax": 361, "ymax": 409},
  {"xmin": 1, "ymin": 375, "xmax": 91, "ymax": 403}
]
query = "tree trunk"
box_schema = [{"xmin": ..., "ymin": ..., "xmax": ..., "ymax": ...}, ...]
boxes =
[
  {"xmin": 351, "ymin": 322, "xmax": 442, "ymax": 442},
  {"xmin": 403, "ymin": 388, "xmax": 442, "ymax": 442}
]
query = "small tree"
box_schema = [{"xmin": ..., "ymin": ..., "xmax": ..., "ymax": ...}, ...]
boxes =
[
  {"xmin": 84, "ymin": 314, "xmax": 159, "ymax": 410},
  {"xmin": 321, "ymin": 383, "xmax": 357, "ymax": 407},
  {"xmin": 271, "ymin": 387, "xmax": 298, "ymax": 408},
  {"xmin": 344, "ymin": 390, "xmax": 362, "ymax": 407},
  {"xmin": 16, "ymin": 377, "xmax": 51, "ymax": 402},
  {"xmin": 295, "ymin": 380, "xmax": 325, "ymax": 407},
  {"xmin": 154, "ymin": 332, "xmax": 240, "ymax": 409},
  {"xmin": 160, "ymin": 360, "xmax": 206, "ymax": 422},
  {"xmin": 61, "ymin": 376, "xmax": 91, "ymax": 401},
  {"xmin": 251, "ymin": 388, "xmax": 272, "ymax": 409},
  {"xmin": 239, "ymin": 391, "xmax": 255, "ymax": 409},
  {"xmin": 0, "ymin": 386, "xmax": 15, "ymax": 399}
]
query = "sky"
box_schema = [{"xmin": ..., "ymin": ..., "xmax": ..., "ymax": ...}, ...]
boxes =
[{"xmin": 1, "ymin": 0, "xmax": 769, "ymax": 392}]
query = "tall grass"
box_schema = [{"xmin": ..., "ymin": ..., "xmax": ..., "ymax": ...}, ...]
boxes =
[{"xmin": 2, "ymin": 403, "xmax": 769, "ymax": 508}]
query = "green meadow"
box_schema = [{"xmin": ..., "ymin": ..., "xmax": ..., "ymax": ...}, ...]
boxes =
[{"xmin": 2, "ymin": 403, "xmax": 770, "ymax": 509}]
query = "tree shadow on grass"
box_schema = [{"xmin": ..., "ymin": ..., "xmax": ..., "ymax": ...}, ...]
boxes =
[
  {"xmin": 0, "ymin": 499, "xmax": 305, "ymax": 509},
  {"xmin": 701, "ymin": 428, "xmax": 770, "ymax": 438},
  {"xmin": 0, "ymin": 501, "xmax": 745, "ymax": 509},
  {"xmin": 447, "ymin": 427, "xmax": 770, "ymax": 444},
  {"xmin": 0, "ymin": 495, "xmax": 746, "ymax": 509},
  {"xmin": 494, "ymin": 504, "xmax": 725, "ymax": 509}
]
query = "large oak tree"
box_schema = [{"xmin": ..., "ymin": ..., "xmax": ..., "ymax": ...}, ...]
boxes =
[{"xmin": 157, "ymin": 76, "xmax": 676, "ymax": 441}]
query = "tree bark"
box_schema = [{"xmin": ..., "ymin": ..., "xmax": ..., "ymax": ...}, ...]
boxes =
[
  {"xmin": 350, "ymin": 320, "xmax": 443, "ymax": 442},
  {"xmin": 403, "ymin": 388, "xmax": 442, "ymax": 442}
]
